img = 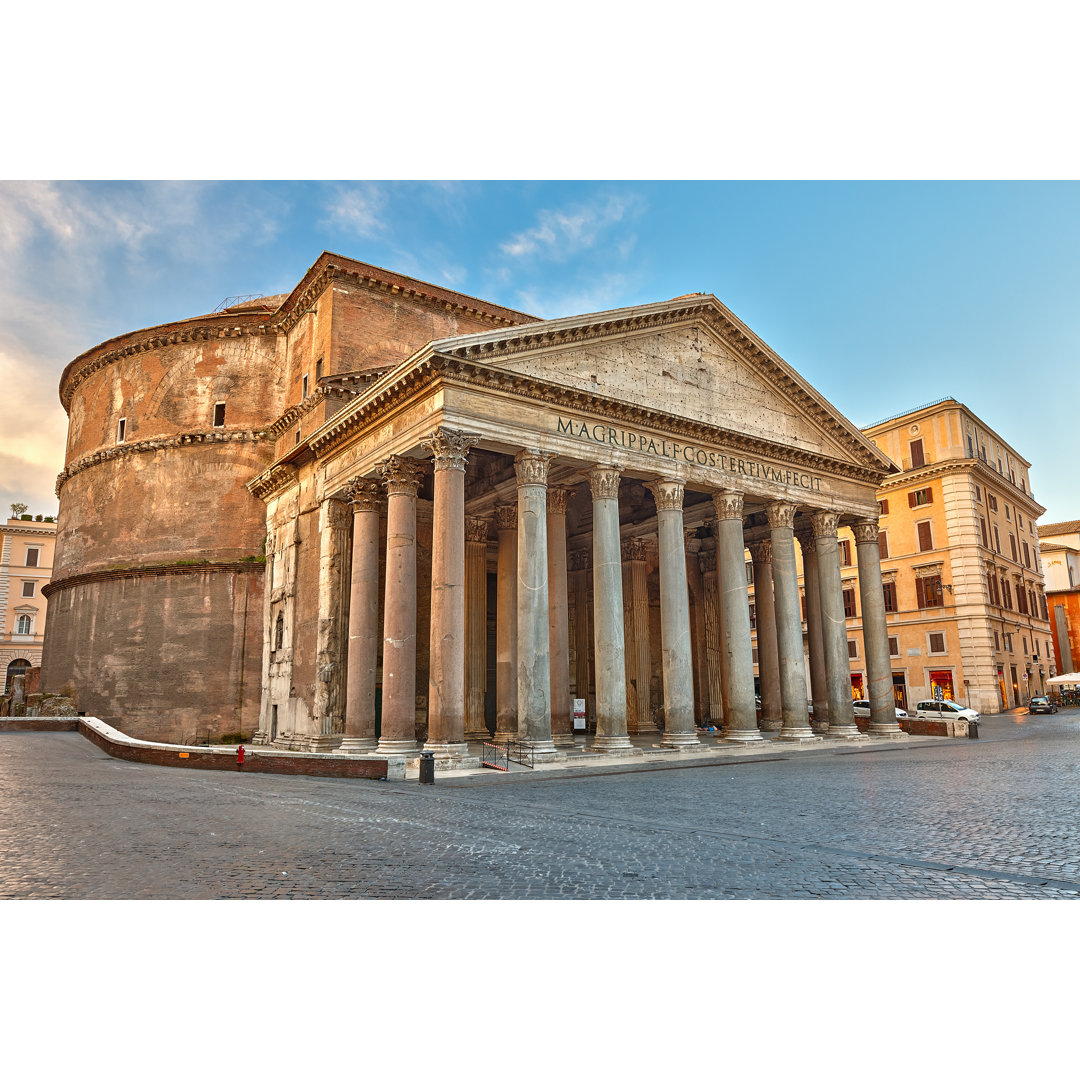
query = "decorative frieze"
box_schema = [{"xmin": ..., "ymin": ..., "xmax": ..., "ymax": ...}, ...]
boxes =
[
  {"xmin": 421, "ymin": 427, "xmax": 480, "ymax": 472},
  {"xmin": 377, "ymin": 455, "xmax": 424, "ymax": 496},
  {"xmin": 712, "ymin": 490, "xmax": 745, "ymax": 521},
  {"xmin": 645, "ymin": 478, "xmax": 685, "ymax": 512},
  {"xmin": 514, "ymin": 449, "xmax": 555, "ymax": 487},
  {"xmin": 588, "ymin": 466, "xmax": 621, "ymax": 500}
]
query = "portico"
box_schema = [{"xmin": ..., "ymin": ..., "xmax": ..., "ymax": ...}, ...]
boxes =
[{"xmin": 250, "ymin": 294, "xmax": 902, "ymax": 761}]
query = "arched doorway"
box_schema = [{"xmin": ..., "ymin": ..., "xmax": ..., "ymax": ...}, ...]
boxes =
[{"xmin": 5, "ymin": 658, "xmax": 31, "ymax": 693}]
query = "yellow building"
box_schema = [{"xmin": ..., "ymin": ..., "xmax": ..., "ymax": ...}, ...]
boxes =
[
  {"xmin": 748, "ymin": 398, "xmax": 1053, "ymax": 717},
  {"xmin": 2, "ymin": 512, "xmax": 58, "ymax": 691}
]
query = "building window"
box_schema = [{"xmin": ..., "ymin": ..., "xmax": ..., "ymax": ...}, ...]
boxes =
[
  {"xmin": 1022, "ymin": 542, "xmax": 1031, "ymax": 568},
  {"xmin": 751, "ymin": 647, "xmax": 759, "ymax": 664},
  {"xmin": 316, "ymin": 358, "xmax": 323, "ymax": 382},
  {"xmin": 993, "ymin": 525, "xmax": 1001, "ymax": 553},
  {"xmin": 979, "ymin": 516, "xmax": 989, "ymax": 548},
  {"xmin": 916, "ymin": 574, "xmax": 943, "ymax": 609},
  {"xmin": 800, "ymin": 593, "xmax": 807, "ymax": 621},
  {"xmin": 21, "ymin": 581, "xmax": 34, "ymax": 597},
  {"xmin": 748, "ymin": 601, "xmax": 756, "ymax": 629},
  {"xmin": 1017, "ymin": 587, "xmax": 1029, "ymax": 615},
  {"xmin": 1017, "ymin": 512, "xmax": 1023, "ymax": 529},
  {"xmin": 839, "ymin": 539, "xmax": 852, "ymax": 566},
  {"xmin": 1001, "ymin": 577, "xmax": 1012, "ymax": 609},
  {"xmin": 1036, "ymin": 639, "xmax": 1041, "ymax": 657},
  {"xmin": 909, "ymin": 439, "xmax": 925, "ymax": 468},
  {"xmin": 745, "ymin": 561, "xmax": 754, "ymax": 585},
  {"xmin": 878, "ymin": 499, "xmax": 889, "ymax": 515},
  {"xmin": 917, "ymin": 521, "xmax": 933, "ymax": 552},
  {"xmin": 1009, "ymin": 534, "xmax": 1018, "ymax": 561},
  {"xmin": 987, "ymin": 572, "xmax": 1000, "ymax": 606},
  {"xmin": 975, "ymin": 484, "xmax": 982, "ymax": 502},
  {"xmin": 883, "ymin": 581, "xmax": 897, "ymax": 612},
  {"xmin": 842, "ymin": 588, "xmax": 857, "ymax": 618},
  {"xmin": 909, "ymin": 487, "xmax": 933, "ymax": 507},
  {"xmin": 213, "ymin": 402, "xmax": 226, "ymax": 427},
  {"xmin": 993, "ymin": 630, "xmax": 1000, "ymax": 651},
  {"xmin": 295, "ymin": 425, "xmax": 302, "ymax": 445},
  {"xmin": 302, "ymin": 374, "xmax": 309, "ymax": 400},
  {"xmin": 1005, "ymin": 505, "xmax": 1011, "ymax": 521},
  {"xmin": 15, "ymin": 615, "xmax": 32, "ymax": 635},
  {"xmin": 987, "ymin": 492, "xmax": 998, "ymax": 511},
  {"xmin": 847, "ymin": 639, "xmax": 858, "ymax": 659},
  {"xmin": 1041, "ymin": 593, "xmax": 1049, "ymax": 620},
  {"xmin": 928, "ymin": 632, "xmax": 946, "ymax": 654},
  {"xmin": 878, "ymin": 530, "xmax": 889, "ymax": 559},
  {"xmin": 25, "ymin": 547, "xmax": 39, "ymax": 567},
  {"xmin": 117, "ymin": 417, "xmax": 127, "ymax": 443},
  {"xmin": 888, "ymin": 636, "xmax": 899, "ymax": 657}
]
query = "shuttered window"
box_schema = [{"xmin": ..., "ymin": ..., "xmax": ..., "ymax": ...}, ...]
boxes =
[
  {"xmin": 917, "ymin": 521, "xmax": 933, "ymax": 551},
  {"xmin": 909, "ymin": 439, "xmax": 925, "ymax": 468},
  {"xmin": 908, "ymin": 487, "xmax": 933, "ymax": 507}
]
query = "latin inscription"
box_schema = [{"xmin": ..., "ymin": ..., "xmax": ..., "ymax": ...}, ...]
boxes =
[{"xmin": 556, "ymin": 416, "xmax": 823, "ymax": 492}]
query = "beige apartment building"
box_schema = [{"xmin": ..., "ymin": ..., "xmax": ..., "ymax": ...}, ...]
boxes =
[
  {"xmin": 2, "ymin": 514, "xmax": 57, "ymax": 691},
  {"xmin": 747, "ymin": 398, "xmax": 1054, "ymax": 718}
]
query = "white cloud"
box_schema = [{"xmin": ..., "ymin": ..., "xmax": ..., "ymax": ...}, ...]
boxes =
[
  {"xmin": 499, "ymin": 193, "xmax": 645, "ymax": 261},
  {"xmin": 323, "ymin": 183, "xmax": 391, "ymax": 238},
  {"xmin": 513, "ymin": 273, "xmax": 635, "ymax": 321}
]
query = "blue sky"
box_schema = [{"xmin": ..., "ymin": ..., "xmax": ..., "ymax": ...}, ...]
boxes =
[{"xmin": 2, "ymin": 179, "xmax": 1078, "ymax": 523}]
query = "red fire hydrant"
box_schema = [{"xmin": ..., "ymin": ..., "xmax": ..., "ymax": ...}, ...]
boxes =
[{"xmin": 237, "ymin": 744, "xmax": 245, "ymax": 768}]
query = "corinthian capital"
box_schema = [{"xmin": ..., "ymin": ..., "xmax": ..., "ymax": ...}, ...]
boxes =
[
  {"xmin": 377, "ymin": 455, "xmax": 424, "ymax": 497},
  {"xmin": 621, "ymin": 537, "xmax": 647, "ymax": 562},
  {"xmin": 765, "ymin": 500, "xmax": 797, "ymax": 531},
  {"xmin": 514, "ymin": 449, "xmax": 555, "ymax": 487},
  {"xmin": 494, "ymin": 504, "xmax": 517, "ymax": 531},
  {"xmin": 341, "ymin": 477, "xmax": 382, "ymax": 513},
  {"xmin": 810, "ymin": 509, "xmax": 841, "ymax": 540},
  {"xmin": 645, "ymin": 478, "xmax": 685, "ymax": 512},
  {"xmin": 323, "ymin": 496, "xmax": 352, "ymax": 531},
  {"xmin": 747, "ymin": 538, "xmax": 773, "ymax": 565},
  {"xmin": 465, "ymin": 516, "xmax": 490, "ymax": 543},
  {"xmin": 852, "ymin": 520, "xmax": 880, "ymax": 545},
  {"xmin": 712, "ymin": 490, "xmax": 744, "ymax": 521},
  {"xmin": 421, "ymin": 427, "xmax": 480, "ymax": 472},
  {"xmin": 588, "ymin": 466, "xmax": 621, "ymax": 501},
  {"xmin": 547, "ymin": 486, "xmax": 572, "ymax": 515},
  {"xmin": 568, "ymin": 549, "xmax": 592, "ymax": 572}
]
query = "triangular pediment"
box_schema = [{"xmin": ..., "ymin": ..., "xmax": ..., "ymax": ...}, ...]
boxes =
[{"xmin": 427, "ymin": 297, "xmax": 895, "ymax": 473}]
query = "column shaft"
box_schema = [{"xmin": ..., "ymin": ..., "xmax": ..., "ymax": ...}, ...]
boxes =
[
  {"xmin": 571, "ymin": 551, "xmax": 592, "ymax": 735},
  {"xmin": 699, "ymin": 542, "xmax": 725, "ymax": 725},
  {"xmin": 812, "ymin": 510, "xmax": 863, "ymax": 740},
  {"xmin": 341, "ymin": 480, "xmax": 382, "ymax": 752},
  {"xmin": 797, "ymin": 526, "xmax": 830, "ymax": 731},
  {"xmin": 621, "ymin": 538, "xmax": 654, "ymax": 733},
  {"xmin": 854, "ymin": 520, "xmax": 904, "ymax": 738},
  {"xmin": 464, "ymin": 517, "xmax": 490, "ymax": 741},
  {"xmin": 748, "ymin": 540, "xmax": 782, "ymax": 731},
  {"xmin": 647, "ymin": 479, "xmax": 700, "ymax": 748},
  {"xmin": 311, "ymin": 496, "xmax": 351, "ymax": 751},
  {"xmin": 589, "ymin": 467, "xmax": 634, "ymax": 751},
  {"xmin": 714, "ymin": 492, "xmax": 762, "ymax": 743},
  {"xmin": 685, "ymin": 536, "xmax": 710, "ymax": 726},
  {"xmin": 516, "ymin": 451, "xmax": 557, "ymax": 757},
  {"xmin": 547, "ymin": 488, "xmax": 573, "ymax": 745},
  {"xmin": 494, "ymin": 504, "xmax": 518, "ymax": 743},
  {"xmin": 376, "ymin": 457, "xmax": 423, "ymax": 755},
  {"xmin": 767, "ymin": 503, "xmax": 816, "ymax": 742}
]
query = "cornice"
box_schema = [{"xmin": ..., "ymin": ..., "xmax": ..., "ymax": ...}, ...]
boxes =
[
  {"xmin": 2, "ymin": 523, "xmax": 57, "ymax": 538},
  {"xmin": 264, "ymin": 385, "xmax": 360, "ymax": 440},
  {"xmin": 59, "ymin": 314, "xmax": 276, "ymax": 412},
  {"xmin": 248, "ymin": 463, "xmax": 299, "ymax": 502},
  {"xmin": 307, "ymin": 354, "xmax": 888, "ymax": 486},
  {"xmin": 271, "ymin": 260, "xmax": 532, "ymax": 337},
  {"xmin": 42, "ymin": 559, "xmax": 264, "ymax": 599},
  {"xmin": 879, "ymin": 457, "xmax": 1047, "ymax": 515},
  {"xmin": 56, "ymin": 429, "xmax": 268, "ymax": 497}
]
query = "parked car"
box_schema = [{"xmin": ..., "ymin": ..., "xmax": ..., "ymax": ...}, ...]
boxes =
[
  {"xmin": 851, "ymin": 699, "xmax": 908, "ymax": 719},
  {"xmin": 1027, "ymin": 696, "xmax": 1058, "ymax": 714},
  {"xmin": 915, "ymin": 699, "xmax": 980, "ymax": 722}
]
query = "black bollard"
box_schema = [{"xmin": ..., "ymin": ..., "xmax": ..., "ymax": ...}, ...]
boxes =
[
  {"xmin": 967, "ymin": 719, "xmax": 979, "ymax": 739},
  {"xmin": 419, "ymin": 749, "xmax": 435, "ymax": 784}
]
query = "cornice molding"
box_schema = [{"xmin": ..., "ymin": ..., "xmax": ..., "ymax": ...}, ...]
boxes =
[
  {"xmin": 60, "ymin": 315, "xmax": 275, "ymax": 412},
  {"xmin": 42, "ymin": 559, "xmax": 264, "ymax": 599},
  {"xmin": 57, "ymin": 429, "xmax": 268, "ymax": 497},
  {"xmin": 879, "ymin": 457, "xmax": 1047, "ymax": 516},
  {"xmin": 265, "ymin": 386, "xmax": 359, "ymax": 439},
  {"xmin": 248, "ymin": 463, "xmax": 298, "ymax": 502},
  {"xmin": 307, "ymin": 354, "xmax": 888, "ymax": 486}
]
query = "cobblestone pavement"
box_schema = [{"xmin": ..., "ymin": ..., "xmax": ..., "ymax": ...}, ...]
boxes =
[{"xmin": 2, "ymin": 710, "xmax": 1079, "ymax": 899}]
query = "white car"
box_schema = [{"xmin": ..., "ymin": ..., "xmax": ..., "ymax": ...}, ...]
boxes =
[
  {"xmin": 851, "ymin": 699, "xmax": 908, "ymax": 719},
  {"xmin": 915, "ymin": 699, "xmax": 980, "ymax": 722}
]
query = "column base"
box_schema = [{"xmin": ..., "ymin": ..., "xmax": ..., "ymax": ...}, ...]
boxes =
[
  {"xmin": 337, "ymin": 736, "xmax": 378, "ymax": 753},
  {"xmin": 759, "ymin": 718, "xmax": 782, "ymax": 732},
  {"xmin": 252, "ymin": 732, "xmax": 271, "ymax": 746},
  {"xmin": 590, "ymin": 734, "xmax": 637, "ymax": 753},
  {"xmin": 376, "ymin": 738, "xmax": 420, "ymax": 755},
  {"xmin": 721, "ymin": 729, "xmax": 765, "ymax": 744},
  {"xmin": 552, "ymin": 733, "xmax": 576, "ymax": 746},
  {"xmin": 423, "ymin": 740, "xmax": 471, "ymax": 759},
  {"xmin": 464, "ymin": 728, "xmax": 493, "ymax": 743},
  {"xmin": 305, "ymin": 734, "xmax": 343, "ymax": 753},
  {"xmin": 869, "ymin": 723, "xmax": 907, "ymax": 739},
  {"xmin": 630, "ymin": 723, "xmax": 660, "ymax": 735},
  {"xmin": 826, "ymin": 725, "xmax": 870, "ymax": 741},
  {"xmin": 490, "ymin": 730, "xmax": 518, "ymax": 744},
  {"xmin": 661, "ymin": 731, "xmax": 702, "ymax": 749},
  {"xmin": 776, "ymin": 726, "xmax": 820, "ymax": 742}
]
